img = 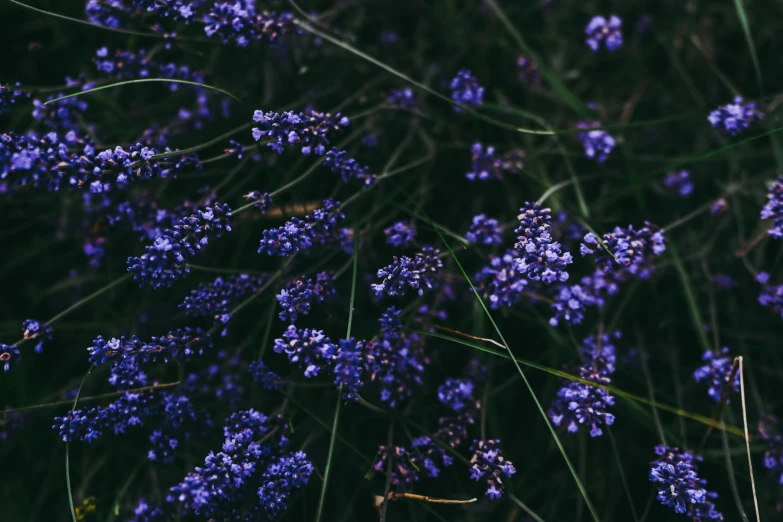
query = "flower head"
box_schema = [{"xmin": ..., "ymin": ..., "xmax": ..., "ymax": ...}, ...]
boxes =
[
  {"xmin": 585, "ymin": 15, "xmax": 623, "ymax": 52},
  {"xmin": 276, "ymin": 272, "xmax": 335, "ymax": 323},
  {"xmin": 450, "ymin": 69, "xmax": 484, "ymax": 111},
  {"xmin": 761, "ymin": 176, "xmax": 783, "ymax": 238},
  {"xmin": 384, "ymin": 221, "xmax": 416, "ymax": 248},
  {"xmin": 372, "ymin": 246, "xmax": 443, "ymax": 297},
  {"xmin": 273, "ymin": 325, "xmax": 336, "ymax": 378},
  {"xmin": 466, "ymin": 143, "xmax": 523, "ymax": 181},
  {"xmin": 693, "ymin": 347, "xmax": 739, "ymax": 402},
  {"xmin": 466, "ymin": 214, "xmax": 503, "ymax": 245},
  {"xmin": 577, "ymin": 121, "xmax": 616, "ymax": 163},
  {"xmin": 708, "ymin": 96, "xmax": 763, "ymax": 136},
  {"xmin": 514, "ymin": 203, "xmax": 573, "ymax": 283},
  {"xmin": 664, "ymin": 170, "xmax": 694, "ymax": 197},
  {"xmin": 469, "ymin": 440, "xmax": 516, "ymax": 499},
  {"xmin": 649, "ymin": 445, "xmax": 722, "ymax": 519}
]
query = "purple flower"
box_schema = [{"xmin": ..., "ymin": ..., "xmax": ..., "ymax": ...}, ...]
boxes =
[
  {"xmin": 585, "ymin": 15, "xmax": 623, "ymax": 52},
  {"xmin": 649, "ymin": 445, "xmax": 722, "ymax": 519},
  {"xmin": 372, "ymin": 246, "xmax": 443, "ymax": 297},
  {"xmin": 475, "ymin": 249, "xmax": 529, "ymax": 309},
  {"xmin": 466, "ymin": 214, "xmax": 503, "ymax": 245},
  {"xmin": 450, "ymin": 69, "xmax": 484, "ymax": 111},
  {"xmin": 324, "ymin": 148, "xmax": 376, "ymax": 186},
  {"xmin": 466, "ymin": 143, "xmax": 524, "ymax": 181},
  {"xmin": 257, "ymin": 451, "xmax": 314, "ymax": 517},
  {"xmin": 693, "ymin": 347, "xmax": 739, "ymax": 402},
  {"xmin": 438, "ymin": 378, "xmax": 475, "ymax": 412},
  {"xmin": 243, "ymin": 190, "xmax": 274, "ymax": 214},
  {"xmin": 249, "ymin": 360, "xmax": 288, "ymax": 390},
  {"xmin": 0, "ymin": 82, "xmax": 30, "ymax": 115},
  {"xmin": 252, "ymin": 109, "xmax": 349, "ymax": 155},
  {"xmin": 758, "ymin": 414, "xmax": 783, "ymax": 484},
  {"xmin": 386, "ymin": 88, "xmax": 416, "ymax": 108},
  {"xmin": 373, "ymin": 445, "xmax": 421, "ymax": 490},
  {"xmin": 204, "ymin": 5, "xmax": 296, "ymax": 47},
  {"xmin": 761, "ymin": 176, "xmax": 783, "ymax": 238},
  {"xmin": 577, "ymin": 121, "xmax": 616, "ymax": 163},
  {"xmin": 549, "ymin": 332, "xmax": 618, "ymax": 437},
  {"xmin": 664, "ymin": 170, "xmax": 694, "ymax": 197},
  {"xmin": 179, "ymin": 274, "xmax": 270, "ymax": 334},
  {"xmin": 517, "ymin": 56, "xmax": 541, "ymax": 85},
  {"xmin": 276, "ymin": 272, "xmax": 335, "ymax": 323},
  {"xmin": 384, "ymin": 221, "xmax": 416, "ymax": 248},
  {"xmin": 514, "ymin": 203, "xmax": 573, "ymax": 283},
  {"xmin": 757, "ymin": 272, "xmax": 783, "ymax": 318},
  {"xmin": 0, "ymin": 344, "xmax": 20, "ymax": 372},
  {"xmin": 273, "ymin": 325, "xmax": 337, "ymax": 378},
  {"xmin": 708, "ymin": 96, "xmax": 764, "ymax": 136},
  {"xmin": 21, "ymin": 319, "xmax": 52, "ymax": 353},
  {"xmin": 581, "ymin": 222, "xmax": 666, "ymax": 280},
  {"xmin": 711, "ymin": 198, "xmax": 728, "ymax": 215},
  {"xmin": 258, "ymin": 199, "xmax": 344, "ymax": 256},
  {"xmin": 332, "ymin": 338, "xmax": 366, "ymax": 401},
  {"xmin": 468, "ymin": 440, "xmax": 516, "ymax": 499}
]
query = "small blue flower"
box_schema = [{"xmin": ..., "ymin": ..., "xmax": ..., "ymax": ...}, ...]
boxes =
[
  {"xmin": 664, "ymin": 170, "xmax": 694, "ymax": 197},
  {"xmin": 577, "ymin": 121, "xmax": 616, "ymax": 163},
  {"xmin": 693, "ymin": 347, "xmax": 739, "ymax": 402},
  {"xmin": 708, "ymin": 96, "xmax": 764, "ymax": 136},
  {"xmin": 384, "ymin": 221, "xmax": 416, "ymax": 248},
  {"xmin": 585, "ymin": 15, "xmax": 623, "ymax": 52},
  {"xmin": 649, "ymin": 446, "xmax": 722, "ymax": 519},
  {"xmin": 468, "ymin": 440, "xmax": 516, "ymax": 499},
  {"xmin": 761, "ymin": 176, "xmax": 783, "ymax": 238},
  {"xmin": 372, "ymin": 246, "xmax": 443, "ymax": 297},
  {"xmin": 466, "ymin": 214, "xmax": 502, "ymax": 245},
  {"xmin": 273, "ymin": 325, "xmax": 336, "ymax": 378},
  {"xmin": 276, "ymin": 272, "xmax": 335, "ymax": 323},
  {"xmin": 450, "ymin": 69, "xmax": 484, "ymax": 111}
]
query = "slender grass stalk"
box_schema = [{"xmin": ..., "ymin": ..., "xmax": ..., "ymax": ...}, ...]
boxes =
[
  {"xmin": 738, "ymin": 357, "xmax": 761, "ymax": 522},
  {"xmin": 44, "ymin": 79, "xmax": 244, "ymax": 107},
  {"xmin": 65, "ymin": 366, "xmax": 94, "ymax": 522},
  {"xmin": 314, "ymin": 224, "xmax": 359, "ymax": 522}
]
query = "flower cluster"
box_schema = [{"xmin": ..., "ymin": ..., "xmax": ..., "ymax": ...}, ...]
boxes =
[
  {"xmin": 465, "ymin": 143, "xmax": 524, "ymax": 181},
  {"xmin": 758, "ymin": 414, "xmax": 783, "ymax": 484},
  {"xmin": 548, "ymin": 277, "xmax": 604, "ymax": 326},
  {"xmin": 466, "ymin": 214, "xmax": 503, "ymax": 245},
  {"xmin": 256, "ymin": 451, "xmax": 315, "ymax": 518},
  {"xmin": 517, "ymin": 56, "xmax": 540, "ymax": 85},
  {"xmin": 179, "ymin": 274, "xmax": 270, "ymax": 333},
  {"xmin": 585, "ymin": 15, "xmax": 623, "ymax": 52},
  {"xmin": 252, "ymin": 109, "xmax": 349, "ymax": 155},
  {"xmin": 761, "ymin": 176, "xmax": 783, "ymax": 238},
  {"xmin": 276, "ymin": 271, "xmax": 335, "ymax": 323},
  {"xmin": 127, "ymin": 202, "xmax": 233, "ymax": 288},
  {"xmin": 0, "ymin": 82, "xmax": 29, "ymax": 115},
  {"xmin": 332, "ymin": 338, "xmax": 367, "ymax": 401},
  {"xmin": 0, "ymin": 344, "xmax": 20, "ymax": 372},
  {"xmin": 258, "ymin": 199, "xmax": 344, "ymax": 256},
  {"xmin": 248, "ymin": 360, "xmax": 289, "ymax": 390},
  {"xmin": 756, "ymin": 272, "xmax": 783, "ymax": 318},
  {"xmin": 372, "ymin": 245, "xmax": 443, "ymax": 297},
  {"xmin": 273, "ymin": 326, "xmax": 337, "ymax": 378},
  {"xmin": 577, "ymin": 121, "xmax": 616, "ymax": 163},
  {"xmin": 384, "ymin": 220, "xmax": 416, "ymax": 248},
  {"xmin": 204, "ymin": 6, "xmax": 296, "ymax": 47},
  {"xmin": 386, "ymin": 88, "xmax": 416, "ymax": 108},
  {"xmin": 469, "ymin": 439, "xmax": 516, "ymax": 499},
  {"xmin": 581, "ymin": 222, "xmax": 666, "ymax": 280},
  {"xmin": 549, "ymin": 332, "xmax": 618, "ymax": 437},
  {"xmin": 450, "ymin": 69, "xmax": 484, "ymax": 110},
  {"xmin": 475, "ymin": 249, "xmax": 530, "ymax": 309},
  {"xmin": 243, "ymin": 190, "xmax": 274, "ymax": 214},
  {"xmin": 21, "ymin": 319, "xmax": 52, "ymax": 353},
  {"xmin": 708, "ymin": 96, "xmax": 764, "ymax": 136},
  {"xmin": 664, "ymin": 170, "xmax": 694, "ymax": 197},
  {"xmin": 693, "ymin": 346, "xmax": 739, "ymax": 402},
  {"xmin": 649, "ymin": 445, "xmax": 723, "ymax": 520},
  {"xmin": 324, "ymin": 148, "xmax": 376, "ymax": 186},
  {"xmin": 514, "ymin": 203, "xmax": 573, "ymax": 283}
]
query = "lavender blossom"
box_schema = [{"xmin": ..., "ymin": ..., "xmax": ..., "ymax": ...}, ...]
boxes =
[
  {"xmin": 372, "ymin": 246, "xmax": 443, "ymax": 297},
  {"xmin": 581, "ymin": 222, "xmax": 666, "ymax": 279},
  {"xmin": 517, "ymin": 56, "xmax": 540, "ymax": 85},
  {"xmin": 450, "ymin": 69, "xmax": 484, "ymax": 110},
  {"xmin": 475, "ymin": 249, "xmax": 529, "ymax": 309},
  {"xmin": 0, "ymin": 344, "xmax": 20, "ymax": 372},
  {"xmin": 204, "ymin": 5, "xmax": 296, "ymax": 47},
  {"xmin": 127, "ymin": 203, "xmax": 232, "ymax": 289},
  {"xmin": 373, "ymin": 445, "xmax": 421, "ymax": 490},
  {"xmin": 585, "ymin": 15, "xmax": 623, "ymax": 52},
  {"xmin": 257, "ymin": 452, "xmax": 314, "ymax": 518},
  {"xmin": 249, "ymin": 360, "xmax": 289, "ymax": 390},
  {"xmin": 664, "ymin": 170, "xmax": 694, "ymax": 197},
  {"xmin": 466, "ymin": 214, "xmax": 502, "ymax": 245},
  {"xmin": 259, "ymin": 199, "xmax": 344, "ymax": 256},
  {"xmin": 649, "ymin": 445, "xmax": 723, "ymax": 520},
  {"xmin": 243, "ymin": 190, "xmax": 274, "ymax": 214},
  {"xmin": 758, "ymin": 414, "xmax": 783, "ymax": 484},
  {"xmin": 179, "ymin": 274, "xmax": 270, "ymax": 334},
  {"xmin": 332, "ymin": 338, "xmax": 366, "ymax": 401},
  {"xmin": 0, "ymin": 82, "xmax": 29, "ymax": 115},
  {"xmin": 276, "ymin": 272, "xmax": 335, "ymax": 323},
  {"xmin": 756, "ymin": 272, "xmax": 783, "ymax": 318},
  {"xmin": 466, "ymin": 143, "xmax": 523, "ymax": 181},
  {"xmin": 386, "ymin": 88, "xmax": 416, "ymax": 108},
  {"xmin": 273, "ymin": 325, "xmax": 337, "ymax": 378},
  {"xmin": 384, "ymin": 221, "xmax": 416, "ymax": 248},
  {"xmin": 761, "ymin": 176, "xmax": 783, "ymax": 238},
  {"xmin": 577, "ymin": 121, "xmax": 616, "ymax": 163},
  {"xmin": 708, "ymin": 96, "xmax": 764, "ymax": 136},
  {"xmin": 514, "ymin": 203, "xmax": 573, "ymax": 283},
  {"xmin": 21, "ymin": 319, "xmax": 52, "ymax": 353},
  {"xmin": 324, "ymin": 148, "xmax": 376, "ymax": 186},
  {"xmin": 693, "ymin": 347, "xmax": 739, "ymax": 402},
  {"xmin": 469, "ymin": 440, "xmax": 516, "ymax": 499},
  {"xmin": 252, "ymin": 109, "xmax": 349, "ymax": 155}
]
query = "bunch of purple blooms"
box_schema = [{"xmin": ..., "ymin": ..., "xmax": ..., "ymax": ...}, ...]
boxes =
[
  {"xmin": 514, "ymin": 202, "xmax": 573, "ymax": 283},
  {"xmin": 581, "ymin": 222, "xmax": 666, "ymax": 280},
  {"xmin": 756, "ymin": 272, "xmax": 783, "ymax": 318},
  {"xmin": 179, "ymin": 274, "xmax": 270, "ymax": 334},
  {"xmin": 384, "ymin": 220, "xmax": 416, "ymax": 248},
  {"xmin": 576, "ymin": 121, "xmax": 616, "ymax": 163},
  {"xmin": 761, "ymin": 176, "xmax": 783, "ymax": 238},
  {"xmin": 465, "ymin": 143, "xmax": 524, "ymax": 181},
  {"xmin": 372, "ymin": 246, "xmax": 443, "ymax": 297},
  {"xmin": 469, "ymin": 439, "xmax": 516, "ymax": 499},
  {"xmin": 449, "ymin": 69, "xmax": 484, "ymax": 110},
  {"xmin": 273, "ymin": 325, "xmax": 337, "ymax": 378},
  {"xmin": 693, "ymin": 347, "xmax": 739, "ymax": 402},
  {"xmin": 649, "ymin": 445, "xmax": 723, "ymax": 520},
  {"xmin": 475, "ymin": 249, "xmax": 530, "ymax": 309},
  {"xmin": 276, "ymin": 271, "xmax": 335, "ymax": 323},
  {"xmin": 466, "ymin": 214, "xmax": 503, "ymax": 245},
  {"xmin": 708, "ymin": 96, "xmax": 764, "ymax": 136},
  {"xmin": 758, "ymin": 414, "xmax": 783, "ymax": 484},
  {"xmin": 258, "ymin": 199, "xmax": 345, "ymax": 256},
  {"xmin": 585, "ymin": 15, "xmax": 623, "ymax": 52},
  {"xmin": 21, "ymin": 319, "xmax": 52, "ymax": 353},
  {"xmin": 664, "ymin": 170, "xmax": 694, "ymax": 197},
  {"xmin": 549, "ymin": 332, "xmax": 618, "ymax": 437},
  {"xmin": 0, "ymin": 82, "xmax": 29, "ymax": 115},
  {"xmin": 252, "ymin": 109, "xmax": 349, "ymax": 155}
]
